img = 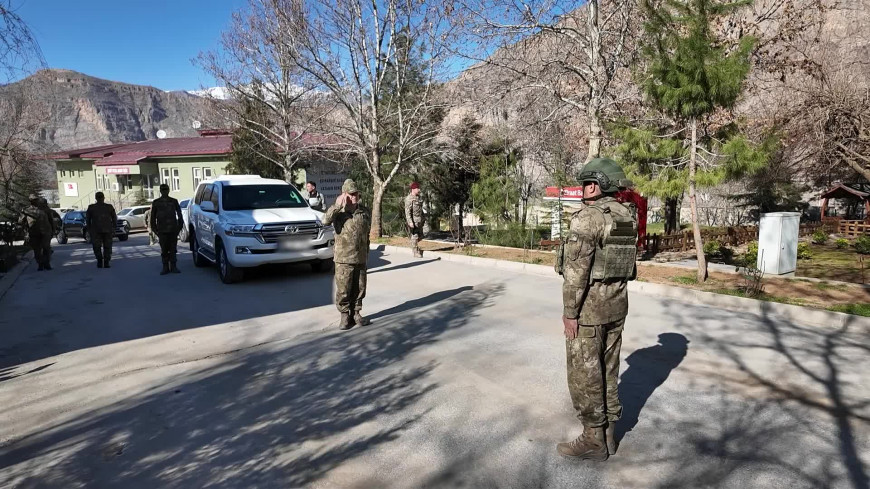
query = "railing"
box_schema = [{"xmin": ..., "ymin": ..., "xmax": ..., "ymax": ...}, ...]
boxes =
[{"xmin": 839, "ymin": 220, "xmax": 870, "ymax": 238}]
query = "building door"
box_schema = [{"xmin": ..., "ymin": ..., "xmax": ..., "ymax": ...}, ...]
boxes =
[{"xmin": 143, "ymin": 174, "xmax": 159, "ymax": 200}]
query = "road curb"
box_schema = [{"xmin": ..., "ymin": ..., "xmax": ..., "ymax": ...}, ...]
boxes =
[
  {"xmin": 371, "ymin": 244, "xmax": 870, "ymax": 330},
  {"xmin": 0, "ymin": 251, "xmax": 32, "ymax": 304}
]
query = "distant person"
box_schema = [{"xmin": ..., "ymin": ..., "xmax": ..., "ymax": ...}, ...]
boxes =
[
  {"xmin": 323, "ymin": 179, "xmax": 371, "ymax": 331},
  {"xmin": 150, "ymin": 183, "xmax": 184, "ymax": 275},
  {"xmin": 86, "ymin": 192, "xmax": 118, "ymax": 269},
  {"xmin": 305, "ymin": 181, "xmax": 325, "ymax": 212},
  {"xmin": 143, "ymin": 206, "xmax": 157, "ymax": 246},
  {"xmin": 555, "ymin": 158, "xmax": 638, "ymax": 461},
  {"xmin": 21, "ymin": 195, "xmax": 53, "ymax": 271},
  {"xmin": 404, "ymin": 182, "xmax": 424, "ymax": 258},
  {"xmin": 40, "ymin": 199, "xmax": 61, "ymax": 241}
]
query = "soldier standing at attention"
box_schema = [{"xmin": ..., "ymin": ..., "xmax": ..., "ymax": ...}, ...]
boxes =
[
  {"xmin": 404, "ymin": 182, "xmax": 424, "ymax": 258},
  {"xmin": 21, "ymin": 195, "xmax": 53, "ymax": 271},
  {"xmin": 150, "ymin": 183, "xmax": 184, "ymax": 275},
  {"xmin": 323, "ymin": 179, "xmax": 371, "ymax": 331},
  {"xmin": 555, "ymin": 158, "xmax": 638, "ymax": 461},
  {"xmin": 86, "ymin": 192, "xmax": 118, "ymax": 269}
]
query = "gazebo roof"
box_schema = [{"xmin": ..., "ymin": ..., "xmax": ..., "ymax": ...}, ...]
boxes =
[{"xmin": 820, "ymin": 183, "xmax": 870, "ymax": 201}]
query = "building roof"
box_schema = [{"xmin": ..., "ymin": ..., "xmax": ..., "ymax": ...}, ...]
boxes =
[
  {"xmin": 820, "ymin": 183, "xmax": 870, "ymax": 201},
  {"xmin": 47, "ymin": 134, "xmax": 233, "ymax": 165}
]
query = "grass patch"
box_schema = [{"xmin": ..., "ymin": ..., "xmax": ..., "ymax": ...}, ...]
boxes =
[
  {"xmin": 796, "ymin": 243, "xmax": 867, "ymax": 284},
  {"xmin": 827, "ymin": 303, "xmax": 870, "ymax": 317},
  {"xmin": 671, "ymin": 275, "xmax": 698, "ymax": 285},
  {"xmin": 813, "ymin": 281, "xmax": 848, "ymax": 292},
  {"xmin": 710, "ymin": 288, "xmax": 808, "ymax": 306}
]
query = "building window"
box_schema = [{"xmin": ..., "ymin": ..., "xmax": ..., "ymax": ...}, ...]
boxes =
[
  {"xmin": 193, "ymin": 167, "xmax": 202, "ymax": 188},
  {"xmin": 203, "ymin": 167, "xmax": 213, "ymax": 179},
  {"xmin": 126, "ymin": 175, "xmax": 133, "ymax": 190},
  {"xmin": 78, "ymin": 170, "xmax": 84, "ymax": 178},
  {"xmin": 161, "ymin": 168, "xmax": 170, "ymax": 186},
  {"xmin": 60, "ymin": 170, "xmax": 67, "ymax": 178},
  {"xmin": 172, "ymin": 168, "xmax": 180, "ymax": 191},
  {"xmin": 97, "ymin": 174, "xmax": 103, "ymax": 190}
]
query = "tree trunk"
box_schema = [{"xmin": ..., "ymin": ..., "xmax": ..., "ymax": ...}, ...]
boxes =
[
  {"xmin": 370, "ymin": 178, "xmax": 385, "ymax": 239},
  {"xmin": 689, "ymin": 118, "xmax": 708, "ymax": 283},
  {"xmin": 585, "ymin": 0, "xmax": 603, "ymax": 162},
  {"xmin": 664, "ymin": 197, "xmax": 680, "ymax": 234}
]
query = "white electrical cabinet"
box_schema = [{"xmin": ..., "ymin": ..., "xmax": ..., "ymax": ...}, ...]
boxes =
[{"xmin": 757, "ymin": 212, "xmax": 801, "ymax": 275}]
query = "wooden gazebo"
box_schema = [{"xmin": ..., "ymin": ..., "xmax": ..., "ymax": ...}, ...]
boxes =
[{"xmin": 820, "ymin": 183, "xmax": 870, "ymax": 221}]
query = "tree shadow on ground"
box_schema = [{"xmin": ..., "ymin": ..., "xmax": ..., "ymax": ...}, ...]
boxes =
[
  {"xmin": 368, "ymin": 286, "xmax": 473, "ymax": 322},
  {"xmin": 0, "ymin": 282, "xmax": 505, "ymax": 488},
  {"xmin": 368, "ymin": 258, "xmax": 441, "ymax": 275},
  {"xmin": 616, "ymin": 333, "xmax": 689, "ymax": 444}
]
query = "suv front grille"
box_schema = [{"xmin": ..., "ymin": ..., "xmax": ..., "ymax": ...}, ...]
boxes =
[{"xmin": 257, "ymin": 221, "xmax": 320, "ymax": 243}]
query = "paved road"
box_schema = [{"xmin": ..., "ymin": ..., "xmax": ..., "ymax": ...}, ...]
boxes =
[{"xmin": 0, "ymin": 234, "xmax": 868, "ymax": 489}]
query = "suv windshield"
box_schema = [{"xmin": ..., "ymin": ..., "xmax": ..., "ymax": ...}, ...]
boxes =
[
  {"xmin": 118, "ymin": 208, "xmax": 132, "ymax": 216},
  {"xmin": 222, "ymin": 184, "xmax": 307, "ymax": 211}
]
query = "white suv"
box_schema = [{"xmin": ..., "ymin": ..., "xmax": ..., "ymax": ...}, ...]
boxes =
[{"xmin": 188, "ymin": 175, "xmax": 335, "ymax": 283}]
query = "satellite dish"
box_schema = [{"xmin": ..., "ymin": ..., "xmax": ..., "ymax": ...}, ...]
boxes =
[
  {"xmin": 156, "ymin": 130, "xmax": 167, "ymax": 139},
  {"xmin": 192, "ymin": 120, "xmax": 202, "ymax": 129}
]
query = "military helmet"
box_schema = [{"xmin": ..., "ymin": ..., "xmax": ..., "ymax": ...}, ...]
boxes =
[
  {"xmin": 342, "ymin": 179, "xmax": 359, "ymax": 194},
  {"xmin": 577, "ymin": 157, "xmax": 632, "ymax": 194}
]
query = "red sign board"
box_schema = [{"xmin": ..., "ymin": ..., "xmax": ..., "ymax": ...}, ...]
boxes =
[
  {"xmin": 105, "ymin": 167, "xmax": 130, "ymax": 175},
  {"xmin": 545, "ymin": 186, "xmax": 584, "ymax": 199}
]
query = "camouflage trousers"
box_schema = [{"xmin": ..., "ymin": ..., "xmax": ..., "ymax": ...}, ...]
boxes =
[
  {"xmin": 408, "ymin": 227, "xmax": 423, "ymax": 256},
  {"xmin": 565, "ymin": 318, "xmax": 625, "ymax": 428},
  {"xmin": 158, "ymin": 233, "xmax": 178, "ymax": 264},
  {"xmin": 334, "ymin": 263, "xmax": 367, "ymax": 313},
  {"xmin": 147, "ymin": 227, "xmax": 157, "ymax": 245}
]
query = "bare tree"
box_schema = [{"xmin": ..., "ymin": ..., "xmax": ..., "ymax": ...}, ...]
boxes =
[
  {"xmin": 0, "ymin": 0, "xmax": 43, "ymax": 84},
  {"xmin": 273, "ymin": 0, "xmax": 458, "ymax": 237},
  {"xmin": 198, "ymin": 0, "xmax": 338, "ymax": 180},
  {"xmin": 455, "ymin": 0, "xmax": 642, "ymax": 163}
]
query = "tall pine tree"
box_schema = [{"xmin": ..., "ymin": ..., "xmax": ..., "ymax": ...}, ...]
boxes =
[
  {"xmin": 227, "ymin": 91, "xmax": 284, "ymax": 180},
  {"xmin": 621, "ymin": 0, "xmax": 765, "ymax": 281}
]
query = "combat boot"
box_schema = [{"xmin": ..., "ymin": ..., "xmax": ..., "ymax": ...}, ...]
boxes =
[
  {"xmin": 103, "ymin": 259, "xmax": 110, "ymax": 269},
  {"xmin": 44, "ymin": 263, "xmax": 52, "ymax": 271},
  {"xmin": 170, "ymin": 262, "xmax": 180, "ymax": 274},
  {"xmin": 160, "ymin": 262, "xmax": 170, "ymax": 275},
  {"xmin": 605, "ymin": 423, "xmax": 617, "ymax": 455},
  {"xmin": 96, "ymin": 260, "xmax": 103, "ymax": 269},
  {"xmin": 557, "ymin": 426, "xmax": 608, "ymax": 461},
  {"xmin": 338, "ymin": 313, "xmax": 353, "ymax": 331},
  {"xmin": 37, "ymin": 264, "xmax": 44, "ymax": 271},
  {"xmin": 353, "ymin": 311, "xmax": 371, "ymax": 326}
]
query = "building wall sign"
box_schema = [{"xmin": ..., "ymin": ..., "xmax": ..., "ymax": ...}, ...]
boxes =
[
  {"xmin": 105, "ymin": 167, "xmax": 130, "ymax": 175},
  {"xmin": 64, "ymin": 182, "xmax": 79, "ymax": 197}
]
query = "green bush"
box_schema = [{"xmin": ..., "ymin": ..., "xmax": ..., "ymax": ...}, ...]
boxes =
[
  {"xmin": 855, "ymin": 235, "xmax": 870, "ymax": 255},
  {"xmin": 811, "ymin": 230, "xmax": 829, "ymax": 245},
  {"xmin": 703, "ymin": 240, "xmax": 721, "ymax": 255},
  {"xmin": 835, "ymin": 238, "xmax": 849, "ymax": 249},
  {"xmin": 476, "ymin": 225, "xmax": 549, "ymax": 249},
  {"xmin": 740, "ymin": 241, "xmax": 759, "ymax": 267},
  {"xmin": 797, "ymin": 242, "xmax": 812, "ymax": 260}
]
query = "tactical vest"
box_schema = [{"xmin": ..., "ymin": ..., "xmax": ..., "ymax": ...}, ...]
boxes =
[{"xmin": 587, "ymin": 201, "xmax": 638, "ymax": 283}]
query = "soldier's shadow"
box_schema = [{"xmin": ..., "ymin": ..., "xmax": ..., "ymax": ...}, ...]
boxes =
[{"xmin": 616, "ymin": 333, "xmax": 689, "ymax": 444}]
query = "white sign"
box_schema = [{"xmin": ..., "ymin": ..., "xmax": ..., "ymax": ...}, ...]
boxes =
[
  {"xmin": 64, "ymin": 182, "xmax": 78, "ymax": 197},
  {"xmin": 105, "ymin": 167, "xmax": 130, "ymax": 175},
  {"xmin": 551, "ymin": 206, "xmax": 562, "ymax": 239}
]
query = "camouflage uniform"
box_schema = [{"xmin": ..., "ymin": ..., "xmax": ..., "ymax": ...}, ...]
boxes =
[
  {"xmin": 150, "ymin": 192, "xmax": 184, "ymax": 274},
  {"xmin": 22, "ymin": 201, "xmax": 53, "ymax": 270},
  {"xmin": 323, "ymin": 179, "xmax": 371, "ymax": 329},
  {"xmin": 86, "ymin": 201, "xmax": 118, "ymax": 268},
  {"xmin": 144, "ymin": 207, "xmax": 157, "ymax": 246},
  {"xmin": 404, "ymin": 192, "xmax": 424, "ymax": 257}
]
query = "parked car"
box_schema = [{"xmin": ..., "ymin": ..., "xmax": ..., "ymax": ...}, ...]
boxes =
[
  {"xmin": 188, "ymin": 175, "xmax": 335, "ymax": 284},
  {"xmin": 179, "ymin": 198, "xmax": 191, "ymax": 242},
  {"xmin": 58, "ymin": 211, "xmax": 128, "ymax": 244},
  {"xmin": 117, "ymin": 205, "xmax": 151, "ymax": 232}
]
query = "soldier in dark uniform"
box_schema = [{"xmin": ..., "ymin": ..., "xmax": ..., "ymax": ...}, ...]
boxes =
[
  {"xmin": 555, "ymin": 158, "xmax": 638, "ymax": 461},
  {"xmin": 86, "ymin": 192, "xmax": 118, "ymax": 269},
  {"xmin": 150, "ymin": 183, "xmax": 184, "ymax": 275},
  {"xmin": 323, "ymin": 179, "xmax": 372, "ymax": 331},
  {"xmin": 21, "ymin": 195, "xmax": 53, "ymax": 271}
]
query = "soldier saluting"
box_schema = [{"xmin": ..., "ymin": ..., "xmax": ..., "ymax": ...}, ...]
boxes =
[
  {"xmin": 323, "ymin": 179, "xmax": 372, "ymax": 331},
  {"xmin": 150, "ymin": 183, "xmax": 184, "ymax": 275},
  {"xmin": 555, "ymin": 158, "xmax": 638, "ymax": 461}
]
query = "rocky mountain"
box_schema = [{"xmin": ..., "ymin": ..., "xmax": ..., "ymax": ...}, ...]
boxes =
[{"xmin": 0, "ymin": 69, "xmax": 217, "ymax": 151}]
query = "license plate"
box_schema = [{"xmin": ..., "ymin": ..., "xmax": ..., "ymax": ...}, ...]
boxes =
[{"xmin": 278, "ymin": 238, "xmax": 307, "ymax": 251}]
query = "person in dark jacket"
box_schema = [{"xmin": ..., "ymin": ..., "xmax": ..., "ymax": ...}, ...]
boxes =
[
  {"xmin": 86, "ymin": 192, "xmax": 118, "ymax": 269},
  {"xmin": 21, "ymin": 195, "xmax": 53, "ymax": 271},
  {"xmin": 150, "ymin": 183, "xmax": 184, "ymax": 275}
]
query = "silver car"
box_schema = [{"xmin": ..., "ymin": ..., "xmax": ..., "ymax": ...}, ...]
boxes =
[{"xmin": 117, "ymin": 205, "xmax": 151, "ymax": 232}]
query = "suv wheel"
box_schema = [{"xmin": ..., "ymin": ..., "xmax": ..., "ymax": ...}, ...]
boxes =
[
  {"xmin": 217, "ymin": 243, "xmax": 243, "ymax": 284},
  {"xmin": 191, "ymin": 233, "xmax": 209, "ymax": 268},
  {"xmin": 179, "ymin": 225, "xmax": 188, "ymax": 243},
  {"xmin": 118, "ymin": 234, "xmax": 129, "ymax": 242},
  {"xmin": 58, "ymin": 229, "xmax": 68, "ymax": 244},
  {"xmin": 311, "ymin": 258, "xmax": 334, "ymax": 273}
]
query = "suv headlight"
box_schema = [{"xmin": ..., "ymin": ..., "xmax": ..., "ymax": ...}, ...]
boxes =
[{"xmin": 225, "ymin": 224, "xmax": 257, "ymax": 236}]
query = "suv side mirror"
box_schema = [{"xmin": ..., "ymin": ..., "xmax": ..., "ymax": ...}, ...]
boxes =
[{"xmin": 200, "ymin": 201, "xmax": 217, "ymax": 213}]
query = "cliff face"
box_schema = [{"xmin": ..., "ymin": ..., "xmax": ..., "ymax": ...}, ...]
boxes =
[{"xmin": 1, "ymin": 69, "xmax": 215, "ymax": 151}]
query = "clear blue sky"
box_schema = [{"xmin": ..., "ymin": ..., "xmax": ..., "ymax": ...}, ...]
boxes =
[{"xmin": 11, "ymin": 0, "xmax": 246, "ymax": 91}]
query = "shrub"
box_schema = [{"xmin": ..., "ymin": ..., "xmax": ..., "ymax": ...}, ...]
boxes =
[
  {"xmin": 797, "ymin": 242, "xmax": 812, "ymax": 260},
  {"xmin": 835, "ymin": 238, "xmax": 849, "ymax": 249},
  {"xmin": 856, "ymin": 235, "xmax": 870, "ymax": 255},
  {"xmin": 703, "ymin": 240, "xmax": 721, "ymax": 255},
  {"xmin": 741, "ymin": 241, "xmax": 759, "ymax": 267},
  {"xmin": 811, "ymin": 230, "xmax": 829, "ymax": 245}
]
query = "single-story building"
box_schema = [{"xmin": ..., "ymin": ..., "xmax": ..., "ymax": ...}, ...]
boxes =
[{"xmin": 48, "ymin": 130, "xmax": 233, "ymax": 210}]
